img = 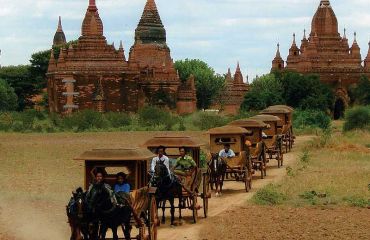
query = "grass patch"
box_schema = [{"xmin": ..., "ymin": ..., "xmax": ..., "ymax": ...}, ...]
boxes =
[
  {"xmin": 252, "ymin": 131, "xmax": 370, "ymax": 208},
  {"xmin": 251, "ymin": 184, "xmax": 286, "ymax": 206}
]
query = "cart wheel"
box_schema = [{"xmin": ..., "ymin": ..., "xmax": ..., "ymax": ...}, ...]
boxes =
[
  {"xmin": 148, "ymin": 196, "xmax": 158, "ymax": 240},
  {"xmin": 202, "ymin": 174, "xmax": 209, "ymax": 218},
  {"xmin": 192, "ymin": 195, "xmax": 198, "ymax": 224},
  {"xmin": 244, "ymin": 168, "xmax": 252, "ymax": 192}
]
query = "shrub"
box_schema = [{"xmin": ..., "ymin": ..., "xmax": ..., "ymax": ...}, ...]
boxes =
[
  {"xmin": 11, "ymin": 121, "xmax": 25, "ymax": 132},
  {"xmin": 178, "ymin": 118, "xmax": 186, "ymax": 131},
  {"xmin": 343, "ymin": 106, "xmax": 370, "ymax": 132},
  {"xmin": 293, "ymin": 110, "xmax": 331, "ymax": 130},
  {"xmin": 251, "ymin": 184, "xmax": 286, "ymax": 205},
  {"xmin": 62, "ymin": 110, "xmax": 108, "ymax": 132},
  {"xmin": 138, "ymin": 106, "xmax": 179, "ymax": 130},
  {"xmin": 344, "ymin": 196, "xmax": 370, "ymax": 208},
  {"xmin": 192, "ymin": 112, "xmax": 230, "ymax": 130},
  {"xmin": 0, "ymin": 78, "xmax": 18, "ymax": 111},
  {"xmin": 104, "ymin": 112, "xmax": 132, "ymax": 128},
  {"xmin": 199, "ymin": 150, "xmax": 208, "ymax": 168},
  {"xmin": 0, "ymin": 112, "xmax": 13, "ymax": 131}
]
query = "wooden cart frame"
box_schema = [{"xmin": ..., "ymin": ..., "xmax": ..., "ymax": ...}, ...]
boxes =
[
  {"xmin": 75, "ymin": 148, "xmax": 159, "ymax": 240},
  {"xmin": 228, "ymin": 119, "xmax": 269, "ymax": 179},
  {"xmin": 143, "ymin": 136, "xmax": 211, "ymax": 222},
  {"xmin": 250, "ymin": 115, "xmax": 284, "ymax": 168},
  {"xmin": 261, "ymin": 105, "xmax": 295, "ymax": 153},
  {"xmin": 208, "ymin": 126, "xmax": 253, "ymax": 191}
]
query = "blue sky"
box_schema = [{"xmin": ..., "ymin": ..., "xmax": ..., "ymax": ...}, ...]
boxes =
[{"xmin": 0, "ymin": 0, "xmax": 370, "ymax": 79}]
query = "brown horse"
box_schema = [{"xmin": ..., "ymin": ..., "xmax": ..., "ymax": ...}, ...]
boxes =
[
  {"xmin": 208, "ymin": 153, "xmax": 227, "ymax": 197},
  {"xmin": 67, "ymin": 187, "xmax": 90, "ymax": 240}
]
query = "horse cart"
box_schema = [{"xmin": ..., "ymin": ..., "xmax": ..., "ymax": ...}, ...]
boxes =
[
  {"xmin": 74, "ymin": 147, "xmax": 159, "ymax": 240},
  {"xmin": 260, "ymin": 105, "xmax": 295, "ymax": 153},
  {"xmin": 143, "ymin": 136, "xmax": 211, "ymax": 223},
  {"xmin": 207, "ymin": 125, "xmax": 253, "ymax": 192},
  {"xmin": 250, "ymin": 114, "xmax": 284, "ymax": 167},
  {"xmin": 229, "ymin": 119, "xmax": 269, "ymax": 179}
]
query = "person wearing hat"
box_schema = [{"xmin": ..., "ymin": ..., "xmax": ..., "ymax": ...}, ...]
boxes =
[
  {"xmin": 150, "ymin": 145, "xmax": 171, "ymax": 174},
  {"xmin": 219, "ymin": 143, "xmax": 236, "ymax": 159}
]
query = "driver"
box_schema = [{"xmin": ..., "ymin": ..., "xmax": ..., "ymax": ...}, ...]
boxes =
[
  {"xmin": 86, "ymin": 170, "xmax": 116, "ymax": 204},
  {"xmin": 174, "ymin": 147, "xmax": 196, "ymax": 176},
  {"xmin": 150, "ymin": 146, "xmax": 171, "ymax": 174},
  {"xmin": 219, "ymin": 143, "xmax": 236, "ymax": 159}
]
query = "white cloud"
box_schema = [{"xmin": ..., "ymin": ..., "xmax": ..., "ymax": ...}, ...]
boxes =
[{"xmin": 0, "ymin": 0, "xmax": 369, "ymax": 78}]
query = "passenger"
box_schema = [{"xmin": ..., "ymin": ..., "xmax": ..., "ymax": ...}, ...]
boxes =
[
  {"xmin": 150, "ymin": 146, "xmax": 171, "ymax": 174},
  {"xmin": 219, "ymin": 143, "xmax": 236, "ymax": 159},
  {"xmin": 114, "ymin": 172, "xmax": 131, "ymax": 193},
  {"xmin": 174, "ymin": 147, "xmax": 196, "ymax": 176}
]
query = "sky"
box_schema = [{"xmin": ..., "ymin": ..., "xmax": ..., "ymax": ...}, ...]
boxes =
[{"xmin": 0, "ymin": 0, "xmax": 370, "ymax": 79}]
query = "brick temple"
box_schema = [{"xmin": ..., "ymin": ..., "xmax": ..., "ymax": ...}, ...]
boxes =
[
  {"xmin": 47, "ymin": 0, "xmax": 196, "ymax": 115},
  {"xmin": 272, "ymin": 0, "xmax": 370, "ymax": 119},
  {"xmin": 219, "ymin": 63, "xmax": 250, "ymax": 114}
]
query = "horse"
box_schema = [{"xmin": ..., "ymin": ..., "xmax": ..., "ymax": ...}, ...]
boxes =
[
  {"xmin": 87, "ymin": 184, "xmax": 132, "ymax": 240},
  {"xmin": 208, "ymin": 153, "xmax": 227, "ymax": 197},
  {"xmin": 151, "ymin": 160, "xmax": 183, "ymax": 226},
  {"xmin": 66, "ymin": 187, "xmax": 91, "ymax": 240}
]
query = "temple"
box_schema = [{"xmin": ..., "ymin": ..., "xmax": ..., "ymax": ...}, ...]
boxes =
[
  {"xmin": 272, "ymin": 0, "xmax": 370, "ymax": 119},
  {"xmin": 47, "ymin": 0, "xmax": 196, "ymax": 114},
  {"xmin": 219, "ymin": 63, "xmax": 249, "ymax": 114}
]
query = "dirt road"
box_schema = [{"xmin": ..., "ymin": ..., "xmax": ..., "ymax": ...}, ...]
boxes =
[{"xmin": 157, "ymin": 135, "xmax": 313, "ymax": 240}]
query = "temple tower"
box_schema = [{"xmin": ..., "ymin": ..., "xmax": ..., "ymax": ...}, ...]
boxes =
[
  {"xmin": 53, "ymin": 16, "xmax": 67, "ymax": 47},
  {"xmin": 271, "ymin": 0, "xmax": 365, "ymax": 119}
]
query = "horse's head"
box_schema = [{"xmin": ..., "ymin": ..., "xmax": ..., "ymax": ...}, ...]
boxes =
[
  {"xmin": 152, "ymin": 160, "xmax": 172, "ymax": 189},
  {"xmin": 72, "ymin": 187, "xmax": 86, "ymax": 219},
  {"xmin": 87, "ymin": 184, "xmax": 111, "ymax": 212}
]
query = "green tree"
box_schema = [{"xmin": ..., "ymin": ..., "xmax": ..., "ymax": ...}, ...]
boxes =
[
  {"xmin": 0, "ymin": 65, "xmax": 37, "ymax": 110},
  {"xmin": 175, "ymin": 59, "xmax": 225, "ymax": 109},
  {"xmin": 352, "ymin": 75, "xmax": 370, "ymax": 105},
  {"xmin": 276, "ymin": 71, "xmax": 333, "ymax": 111},
  {"xmin": 29, "ymin": 49, "xmax": 51, "ymax": 90},
  {"xmin": 0, "ymin": 79, "xmax": 18, "ymax": 111},
  {"xmin": 241, "ymin": 74, "xmax": 284, "ymax": 111}
]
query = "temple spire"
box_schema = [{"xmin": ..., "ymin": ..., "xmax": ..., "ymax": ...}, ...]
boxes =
[
  {"xmin": 234, "ymin": 62, "xmax": 244, "ymax": 84},
  {"xmin": 354, "ymin": 32, "xmax": 357, "ymax": 43},
  {"xmin": 276, "ymin": 43, "xmax": 281, "ymax": 58},
  {"xmin": 303, "ymin": 29, "xmax": 307, "ymax": 39},
  {"xmin": 293, "ymin": 33, "xmax": 296, "ymax": 45},
  {"xmin": 89, "ymin": 0, "xmax": 97, "ymax": 10},
  {"xmin": 57, "ymin": 16, "xmax": 63, "ymax": 32},
  {"xmin": 53, "ymin": 16, "xmax": 67, "ymax": 47}
]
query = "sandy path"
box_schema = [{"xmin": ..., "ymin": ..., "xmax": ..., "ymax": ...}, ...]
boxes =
[{"xmin": 157, "ymin": 135, "xmax": 312, "ymax": 240}]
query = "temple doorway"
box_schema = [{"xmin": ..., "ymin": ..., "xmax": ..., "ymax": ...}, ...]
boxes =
[{"xmin": 334, "ymin": 98, "xmax": 345, "ymax": 120}]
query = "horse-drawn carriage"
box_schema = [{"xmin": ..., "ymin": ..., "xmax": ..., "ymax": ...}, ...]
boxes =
[
  {"xmin": 250, "ymin": 114, "xmax": 284, "ymax": 167},
  {"xmin": 207, "ymin": 125, "xmax": 253, "ymax": 192},
  {"xmin": 228, "ymin": 119, "xmax": 269, "ymax": 179},
  {"xmin": 74, "ymin": 147, "xmax": 159, "ymax": 240},
  {"xmin": 143, "ymin": 136, "xmax": 211, "ymax": 223},
  {"xmin": 260, "ymin": 105, "xmax": 295, "ymax": 153}
]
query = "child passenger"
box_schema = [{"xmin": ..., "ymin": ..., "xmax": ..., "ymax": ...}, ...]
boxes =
[{"xmin": 114, "ymin": 172, "xmax": 131, "ymax": 193}]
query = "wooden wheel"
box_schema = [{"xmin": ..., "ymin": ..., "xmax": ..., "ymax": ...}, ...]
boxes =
[
  {"xmin": 148, "ymin": 196, "xmax": 158, "ymax": 240},
  {"xmin": 192, "ymin": 195, "xmax": 198, "ymax": 224},
  {"xmin": 244, "ymin": 167, "xmax": 252, "ymax": 192},
  {"xmin": 202, "ymin": 173, "xmax": 209, "ymax": 218}
]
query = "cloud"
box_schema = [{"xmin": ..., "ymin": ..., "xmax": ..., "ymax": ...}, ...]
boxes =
[{"xmin": 0, "ymin": 0, "xmax": 369, "ymax": 78}]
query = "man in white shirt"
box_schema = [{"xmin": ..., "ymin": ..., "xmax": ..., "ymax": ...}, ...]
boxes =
[
  {"xmin": 219, "ymin": 143, "xmax": 236, "ymax": 159},
  {"xmin": 150, "ymin": 146, "xmax": 171, "ymax": 174}
]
